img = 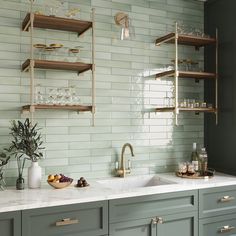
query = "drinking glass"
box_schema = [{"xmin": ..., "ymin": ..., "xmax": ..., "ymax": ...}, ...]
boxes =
[
  {"xmin": 43, "ymin": 47, "xmax": 55, "ymax": 61},
  {"xmin": 44, "ymin": 0, "xmax": 62, "ymax": 16},
  {"xmin": 163, "ymin": 92, "xmax": 170, "ymax": 107},
  {"xmin": 65, "ymin": 88, "xmax": 74, "ymax": 105},
  {"xmin": 56, "ymin": 88, "xmax": 64, "ymax": 105},
  {"xmin": 33, "ymin": 44, "xmax": 46, "ymax": 60},
  {"xmin": 65, "ymin": 8, "xmax": 80, "ymax": 19},
  {"xmin": 46, "ymin": 88, "xmax": 56, "ymax": 105},
  {"xmin": 35, "ymin": 84, "xmax": 44, "ymax": 104},
  {"xmin": 178, "ymin": 162, "xmax": 187, "ymax": 174},
  {"xmin": 50, "ymin": 43, "xmax": 63, "ymax": 61},
  {"xmin": 68, "ymin": 48, "xmax": 81, "ymax": 62}
]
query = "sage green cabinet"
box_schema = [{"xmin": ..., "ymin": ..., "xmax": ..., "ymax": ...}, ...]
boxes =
[
  {"xmin": 0, "ymin": 211, "xmax": 21, "ymax": 236},
  {"xmin": 199, "ymin": 185, "xmax": 236, "ymax": 236},
  {"xmin": 110, "ymin": 212, "xmax": 198, "ymax": 236},
  {"xmin": 156, "ymin": 212, "xmax": 198, "ymax": 236},
  {"xmin": 199, "ymin": 213, "xmax": 236, "ymax": 235},
  {"xmin": 109, "ymin": 190, "xmax": 198, "ymax": 223},
  {"xmin": 110, "ymin": 217, "xmax": 156, "ymax": 236},
  {"xmin": 199, "ymin": 185, "xmax": 236, "ymax": 218},
  {"xmin": 22, "ymin": 201, "xmax": 108, "ymax": 236},
  {"xmin": 109, "ymin": 190, "xmax": 198, "ymax": 236}
]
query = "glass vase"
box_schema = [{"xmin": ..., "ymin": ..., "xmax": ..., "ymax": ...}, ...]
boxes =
[{"xmin": 16, "ymin": 175, "xmax": 24, "ymax": 190}]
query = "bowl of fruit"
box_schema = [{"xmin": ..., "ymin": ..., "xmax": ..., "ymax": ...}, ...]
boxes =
[{"xmin": 47, "ymin": 174, "xmax": 73, "ymax": 189}]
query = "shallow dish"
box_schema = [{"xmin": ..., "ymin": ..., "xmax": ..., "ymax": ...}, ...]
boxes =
[{"xmin": 47, "ymin": 180, "xmax": 73, "ymax": 189}]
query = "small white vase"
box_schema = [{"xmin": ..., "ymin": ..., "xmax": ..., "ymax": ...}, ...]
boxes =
[{"xmin": 28, "ymin": 161, "xmax": 42, "ymax": 189}]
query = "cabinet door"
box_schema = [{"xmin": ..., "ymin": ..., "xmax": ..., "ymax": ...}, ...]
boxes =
[
  {"xmin": 110, "ymin": 218, "xmax": 156, "ymax": 236},
  {"xmin": 0, "ymin": 211, "xmax": 21, "ymax": 236},
  {"xmin": 156, "ymin": 212, "xmax": 198, "ymax": 236}
]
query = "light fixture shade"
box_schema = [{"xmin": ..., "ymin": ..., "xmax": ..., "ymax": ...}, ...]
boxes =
[{"xmin": 115, "ymin": 12, "xmax": 134, "ymax": 40}]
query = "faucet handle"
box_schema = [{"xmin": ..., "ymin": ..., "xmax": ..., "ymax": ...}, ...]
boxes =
[
  {"xmin": 128, "ymin": 159, "xmax": 131, "ymax": 170},
  {"xmin": 115, "ymin": 161, "xmax": 119, "ymax": 170}
]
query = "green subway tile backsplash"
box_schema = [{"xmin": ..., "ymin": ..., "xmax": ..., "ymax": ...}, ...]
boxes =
[{"xmin": 0, "ymin": 0, "xmax": 205, "ymax": 185}]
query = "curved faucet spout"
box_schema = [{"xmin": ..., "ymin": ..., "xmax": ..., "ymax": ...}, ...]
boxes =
[
  {"xmin": 121, "ymin": 143, "xmax": 134, "ymax": 161},
  {"xmin": 119, "ymin": 143, "xmax": 134, "ymax": 177}
]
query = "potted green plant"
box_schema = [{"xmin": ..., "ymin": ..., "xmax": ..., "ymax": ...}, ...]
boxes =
[
  {"xmin": 0, "ymin": 151, "xmax": 11, "ymax": 190},
  {"xmin": 8, "ymin": 118, "xmax": 44, "ymax": 190}
]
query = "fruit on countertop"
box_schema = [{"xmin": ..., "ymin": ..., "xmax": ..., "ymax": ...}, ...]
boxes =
[
  {"xmin": 47, "ymin": 174, "xmax": 73, "ymax": 183},
  {"xmin": 47, "ymin": 174, "xmax": 55, "ymax": 182},
  {"xmin": 76, "ymin": 177, "xmax": 89, "ymax": 187}
]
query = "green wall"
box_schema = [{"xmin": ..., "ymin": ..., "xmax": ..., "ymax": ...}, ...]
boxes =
[{"xmin": 0, "ymin": 0, "xmax": 204, "ymax": 185}]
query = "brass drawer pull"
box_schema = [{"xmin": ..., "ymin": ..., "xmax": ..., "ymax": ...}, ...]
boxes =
[
  {"xmin": 219, "ymin": 196, "xmax": 235, "ymax": 203},
  {"xmin": 219, "ymin": 225, "xmax": 235, "ymax": 233},
  {"xmin": 56, "ymin": 218, "xmax": 79, "ymax": 226},
  {"xmin": 156, "ymin": 217, "xmax": 163, "ymax": 224},
  {"xmin": 151, "ymin": 218, "xmax": 157, "ymax": 225}
]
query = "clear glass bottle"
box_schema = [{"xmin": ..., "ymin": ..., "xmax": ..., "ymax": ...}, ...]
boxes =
[
  {"xmin": 198, "ymin": 147, "xmax": 208, "ymax": 176},
  {"xmin": 191, "ymin": 142, "xmax": 199, "ymax": 172}
]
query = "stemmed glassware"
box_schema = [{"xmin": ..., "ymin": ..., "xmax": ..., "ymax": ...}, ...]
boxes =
[
  {"xmin": 41, "ymin": 87, "xmax": 81, "ymax": 106},
  {"xmin": 175, "ymin": 22, "xmax": 210, "ymax": 38},
  {"xmin": 65, "ymin": 8, "xmax": 80, "ymax": 19},
  {"xmin": 33, "ymin": 44, "xmax": 46, "ymax": 60},
  {"xmin": 35, "ymin": 84, "xmax": 44, "ymax": 104},
  {"xmin": 44, "ymin": 0, "xmax": 63, "ymax": 16},
  {"xmin": 163, "ymin": 91, "xmax": 174, "ymax": 108}
]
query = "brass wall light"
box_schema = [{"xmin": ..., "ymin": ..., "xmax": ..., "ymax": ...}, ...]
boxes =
[{"xmin": 114, "ymin": 12, "xmax": 131, "ymax": 40}]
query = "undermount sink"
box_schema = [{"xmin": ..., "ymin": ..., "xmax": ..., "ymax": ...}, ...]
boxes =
[{"xmin": 96, "ymin": 175, "xmax": 175, "ymax": 191}]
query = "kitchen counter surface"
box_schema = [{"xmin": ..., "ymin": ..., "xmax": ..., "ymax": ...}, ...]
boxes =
[{"xmin": 1, "ymin": 172, "xmax": 236, "ymax": 213}]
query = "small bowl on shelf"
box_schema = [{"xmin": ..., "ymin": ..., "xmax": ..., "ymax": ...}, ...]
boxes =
[{"xmin": 47, "ymin": 180, "xmax": 73, "ymax": 189}]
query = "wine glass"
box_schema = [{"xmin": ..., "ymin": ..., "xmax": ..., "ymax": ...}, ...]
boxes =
[
  {"xmin": 65, "ymin": 8, "xmax": 80, "ymax": 19},
  {"xmin": 33, "ymin": 44, "xmax": 46, "ymax": 60},
  {"xmin": 46, "ymin": 88, "xmax": 56, "ymax": 105},
  {"xmin": 35, "ymin": 84, "xmax": 44, "ymax": 104}
]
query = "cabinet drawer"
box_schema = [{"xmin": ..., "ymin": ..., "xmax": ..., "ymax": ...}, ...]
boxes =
[
  {"xmin": 199, "ymin": 213, "xmax": 236, "ymax": 236},
  {"xmin": 109, "ymin": 190, "xmax": 198, "ymax": 223},
  {"xmin": 199, "ymin": 185, "xmax": 236, "ymax": 218},
  {"xmin": 22, "ymin": 201, "xmax": 108, "ymax": 236}
]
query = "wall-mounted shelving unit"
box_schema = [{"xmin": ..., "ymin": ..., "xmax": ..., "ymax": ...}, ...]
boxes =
[
  {"xmin": 155, "ymin": 22, "xmax": 218, "ymax": 125},
  {"xmin": 22, "ymin": 59, "xmax": 93, "ymax": 73},
  {"xmin": 22, "ymin": 13, "xmax": 92, "ymax": 35},
  {"xmin": 21, "ymin": 0, "xmax": 95, "ymax": 124},
  {"xmin": 22, "ymin": 104, "xmax": 93, "ymax": 113},
  {"xmin": 156, "ymin": 107, "xmax": 216, "ymax": 113},
  {"xmin": 155, "ymin": 70, "xmax": 216, "ymax": 80}
]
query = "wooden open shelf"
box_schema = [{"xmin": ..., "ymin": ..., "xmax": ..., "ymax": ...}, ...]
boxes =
[
  {"xmin": 22, "ymin": 13, "xmax": 92, "ymax": 35},
  {"xmin": 155, "ymin": 107, "xmax": 216, "ymax": 113},
  {"xmin": 155, "ymin": 70, "xmax": 216, "ymax": 80},
  {"xmin": 155, "ymin": 32, "xmax": 216, "ymax": 48},
  {"xmin": 179, "ymin": 107, "xmax": 216, "ymax": 113},
  {"xmin": 156, "ymin": 107, "xmax": 175, "ymax": 112},
  {"xmin": 22, "ymin": 59, "xmax": 92, "ymax": 73},
  {"xmin": 22, "ymin": 104, "xmax": 93, "ymax": 113}
]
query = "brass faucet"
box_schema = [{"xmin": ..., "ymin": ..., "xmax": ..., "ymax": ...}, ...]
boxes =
[{"xmin": 116, "ymin": 143, "xmax": 134, "ymax": 177}]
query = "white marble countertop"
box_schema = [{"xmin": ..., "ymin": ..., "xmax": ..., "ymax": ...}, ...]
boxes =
[{"xmin": 1, "ymin": 172, "xmax": 236, "ymax": 213}]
